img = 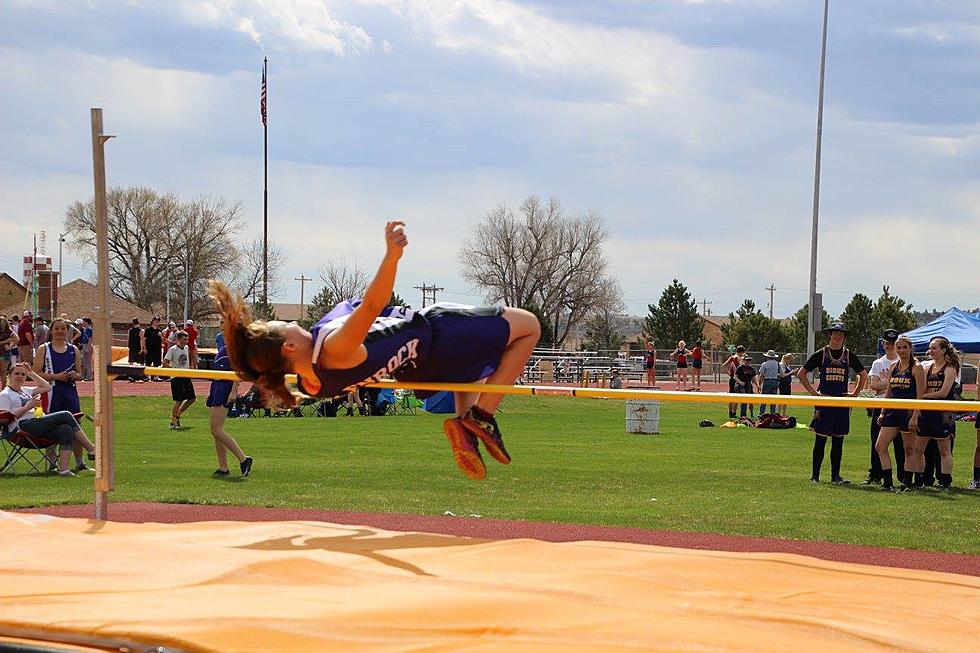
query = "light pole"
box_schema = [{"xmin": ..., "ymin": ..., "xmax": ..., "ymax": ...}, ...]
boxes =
[
  {"xmin": 182, "ymin": 257, "xmax": 189, "ymax": 324},
  {"xmin": 150, "ymin": 256, "xmax": 172, "ymax": 324},
  {"xmin": 807, "ymin": 0, "xmax": 830, "ymax": 356}
]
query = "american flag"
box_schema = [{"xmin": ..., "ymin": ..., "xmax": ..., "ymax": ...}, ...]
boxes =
[{"xmin": 260, "ymin": 60, "xmax": 267, "ymax": 127}]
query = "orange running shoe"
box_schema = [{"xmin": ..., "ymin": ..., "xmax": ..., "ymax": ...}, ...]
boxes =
[
  {"xmin": 443, "ymin": 417, "xmax": 486, "ymax": 480},
  {"xmin": 461, "ymin": 406, "xmax": 511, "ymax": 465}
]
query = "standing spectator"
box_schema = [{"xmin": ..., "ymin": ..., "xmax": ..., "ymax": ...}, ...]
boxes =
[
  {"xmin": 33, "ymin": 318, "xmax": 88, "ymax": 472},
  {"xmin": 723, "ymin": 346, "xmax": 745, "ymax": 418},
  {"xmin": 127, "ymin": 318, "xmax": 144, "ymax": 383},
  {"xmin": 643, "ymin": 337, "xmax": 657, "ymax": 387},
  {"xmin": 162, "ymin": 321, "xmax": 178, "ymax": 354},
  {"xmin": 0, "ymin": 316, "xmax": 18, "ymax": 390},
  {"xmin": 874, "ymin": 335, "xmax": 923, "ymax": 492},
  {"xmin": 60, "ymin": 314, "xmax": 79, "ymax": 344},
  {"xmin": 163, "ymin": 331, "xmax": 195, "ymax": 429},
  {"xmin": 757, "ymin": 350, "xmax": 781, "ymax": 415},
  {"xmin": 16, "ymin": 311, "xmax": 34, "ymax": 367},
  {"xmin": 776, "ymin": 353, "xmax": 795, "ymax": 416},
  {"xmin": 205, "ymin": 326, "xmax": 252, "ymax": 477},
  {"xmin": 143, "ymin": 317, "xmax": 163, "ymax": 381},
  {"xmin": 79, "ymin": 317, "xmax": 94, "ymax": 381},
  {"xmin": 670, "ymin": 340, "xmax": 692, "ymax": 391},
  {"xmin": 909, "ymin": 336, "xmax": 958, "ymax": 490},
  {"xmin": 797, "ymin": 323, "xmax": 867, "ymax": 485},
  {"xmin": 71, "ymin": 318, "xmax": 83, "ymax": 347},
  {"xmin": 690, "ymin": 342, "xmax": 704, "ymax": 391},
  {"xmin": 33, "ymin": 316, "xmax": 50, "ymax": 349},
  {"xmin": 864, "ymin": 329, "xmax": 902, "ymax": 486},
  {"xmin": 184, "ymin": 319, "xmax": 199, "ymax": 369},
  {"xmin": 734, "ymin": 354, "xmax": 758, "ymax": 419}
]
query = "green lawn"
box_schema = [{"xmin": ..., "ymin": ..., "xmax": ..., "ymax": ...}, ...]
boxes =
[{"xmin": 2, "ymin": 394, "xmax": 978, "ymax": 554}]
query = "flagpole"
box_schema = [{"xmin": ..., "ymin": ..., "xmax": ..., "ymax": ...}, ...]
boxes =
[{"xmin": 262, "ymin": 56, "xmax": 268, "ymax": 306}]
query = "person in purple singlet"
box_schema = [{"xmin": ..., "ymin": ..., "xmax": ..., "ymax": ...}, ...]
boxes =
[{"xmin": 209, "ymin": 222, "xmax": 540, "ymax": 481}]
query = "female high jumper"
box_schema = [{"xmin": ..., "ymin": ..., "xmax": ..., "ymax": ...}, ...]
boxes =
[{"xmin": 208, "ymin": 222, "xmax": 540, "ymax": 481}]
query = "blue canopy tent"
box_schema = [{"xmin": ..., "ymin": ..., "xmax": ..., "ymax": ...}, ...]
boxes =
[{"xmin": 901, "ymin": 308, "xmax": 980, "ymax": 354}]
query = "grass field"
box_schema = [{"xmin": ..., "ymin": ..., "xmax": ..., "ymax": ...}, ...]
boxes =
[{"xmin": 2, "ymin": 394, "xmax": 978, "ymax": 554}]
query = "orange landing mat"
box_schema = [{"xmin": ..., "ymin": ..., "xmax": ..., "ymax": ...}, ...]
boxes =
[{"xmin": 0, "ymin": 512, "xmax": 977, "ymax": 652}]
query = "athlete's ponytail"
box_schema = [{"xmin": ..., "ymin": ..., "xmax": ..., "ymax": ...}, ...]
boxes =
[
  {"xmin": 208, "ymin": 280, "xmax": 298, "ymax": 407},
  {"xmin": 928, "ymin": 336, "xmax": 960, "ymax": 372}
]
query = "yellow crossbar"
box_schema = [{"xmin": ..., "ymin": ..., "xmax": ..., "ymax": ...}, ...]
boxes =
[{"xmin": 125, "ymin": 365, "xmax": 979, "ymax": 413}]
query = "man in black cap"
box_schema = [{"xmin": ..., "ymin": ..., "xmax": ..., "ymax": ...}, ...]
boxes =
[
  {"xmin": 864, "ymin": 329, "xmax": 904, "ymax": 485},
  {"xmin": 798, "ymin": 322, "xmax": 868, "ymax": 484}
]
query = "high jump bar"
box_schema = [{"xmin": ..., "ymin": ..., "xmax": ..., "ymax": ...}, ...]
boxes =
[{"xmin": 110, "ymin": 364, "xmax": 980, "ymax": 413}]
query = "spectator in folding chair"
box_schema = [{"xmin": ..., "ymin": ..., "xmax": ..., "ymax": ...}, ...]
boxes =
[{"xmin": 0, "ymin": 363, "xmax": 95, "ymax": 476}]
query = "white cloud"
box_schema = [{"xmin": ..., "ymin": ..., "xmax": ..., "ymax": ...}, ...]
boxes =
[{"xmin": 171, "ymin": 0, "xmax": 375, "ymax": 55}]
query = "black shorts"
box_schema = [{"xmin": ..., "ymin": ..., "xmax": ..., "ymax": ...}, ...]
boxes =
[
  {"xmin": 916, "ymin": 410, "xmax": 951, "ymax": 439},
  {"xmin": 810, "ymin": 406, "xmax": 850, "ymax": 437},
  {"xmin": 692, "ymin": 360, "xmax": 702, "ymax": 369},
  {"xmin": 645, "ymin": 361, "xmax": 655, "ymax": 370},
  {"xmin": 170, "ymin": 377, "xmax": 196, "ymax": 402},
  {"xmin": 729, "ymin": 377, "xmax": 736, "ymax": 393},
  {"xmin": 676, "ymin": 362, "xmax": 687, "ymax": 369},
  {"xmin": 880, "ymin": 409, "xmax": 911, "ymax": 431}
]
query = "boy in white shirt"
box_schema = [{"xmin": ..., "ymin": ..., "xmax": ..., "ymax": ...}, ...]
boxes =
[{"xmin": 164, "ymin": 331, "xmax": 195, "ymax": 429}]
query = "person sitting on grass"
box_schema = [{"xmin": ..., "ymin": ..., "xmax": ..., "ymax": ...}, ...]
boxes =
[
  {"xmin": 0, "ymin": 363, "xmax": 96, "ymax": 477},
  {"xmin": 208, "ymin": 221, "xmax": 541, "ymax": 481},
  {"xmin": 163, "ymin": 331, "xmax": 195, "ymax": 430}
]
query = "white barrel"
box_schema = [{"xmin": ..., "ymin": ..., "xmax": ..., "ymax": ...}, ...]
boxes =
[{"xmin": 626, "ymin": 400, "xmax": 660, "ymax": 434}]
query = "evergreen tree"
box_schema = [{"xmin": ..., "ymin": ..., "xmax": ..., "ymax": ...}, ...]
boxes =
[
  {"xmin": 871, "ymin": 285, "xmax": 916, "ymax": 335},
  {"xmin": 298, "ymin": 286, "xmax": 337, "ymax": 330},
  {"xmin": 787, "ymin": 303, "xmax": 832, "ymax": 352},
  {"xmin": 644, "ymin": 279, "xmax": 704, "ymax": 349},
  {"xmin": 389, "ymin": 292, "xmax": 407, "ymax": 307},
  {"xmin": 721, "ymin": 299, "xmax": 791, "ymax": 353},
  {"xmin": 250, "ymin": 298, "xmax": 278, "ymax": 321},
  {"xmin": 839, "ymin": 293, "xmax": 876, "ymax": 355}
]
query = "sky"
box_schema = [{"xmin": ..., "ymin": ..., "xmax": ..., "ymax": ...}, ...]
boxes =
[{"xmin": 2, "ymin": 0, "xmax": 979, "ymax": 319}]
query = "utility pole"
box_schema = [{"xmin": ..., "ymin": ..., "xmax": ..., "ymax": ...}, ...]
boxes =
[
  {"xmin": 294, "ymin": 274, "xmax": 312, "ymax": 322},
  {"xmin": 413, "ymin": 283, "xmax": 444, "ymax": 308},
  {"xmin": 699, "ymin": 299, "xmax": 712, "ymax": 316},
  {"xmin": 765, "ymin": 284, "xmax": 776, "ymax": 319}
]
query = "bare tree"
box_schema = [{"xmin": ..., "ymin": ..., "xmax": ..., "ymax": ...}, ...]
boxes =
[
  {"xmin": 459, "ymin": 195, "xmax": 619, "ymax": 347},
  {"xmin": 317, "ymin": 257, "xmax": 369, "ymax": 303},
  {"xmin": 234, "ymin": 238, "xmax": 288, "ymax": 303},
  {"xmin": 64, "ymin": 187, "xmax": 245, "ymax": 318}
]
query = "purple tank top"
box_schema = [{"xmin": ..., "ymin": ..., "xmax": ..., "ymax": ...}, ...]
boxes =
[{"xmin": 298, "ymin": 301, "xmax": 433, "ymax": 398}]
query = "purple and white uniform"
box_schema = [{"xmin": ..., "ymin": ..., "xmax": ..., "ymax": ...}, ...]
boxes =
[{"xmin": 297, "ymin": 301, "xmax": 510, "ymax": 399}]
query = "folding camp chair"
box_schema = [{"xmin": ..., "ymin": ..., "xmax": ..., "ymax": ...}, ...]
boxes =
[
  {"xmin": 0, "ymin": 410, "xmax": 58, "ymax": 476},
  {"xmin": 388, "ymin": 389, "xmax": 422, "ymax": 416}
]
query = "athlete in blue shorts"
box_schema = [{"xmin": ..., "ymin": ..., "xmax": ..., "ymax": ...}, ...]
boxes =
[
  {"xmin": 798, "ymin": 322, "xmax": 867, "ymax": 484},
  {"xmin": 209, "ymin": 222, "xmax": 540, "ymax": 481}
]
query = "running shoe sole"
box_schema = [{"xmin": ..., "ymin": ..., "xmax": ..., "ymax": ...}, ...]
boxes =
[
  {"xmin": 443, "ymin": 418, "xmax": 486, "ymax": 480},
  {"xmin": 460, "ymin": 415, "xmax": 511, "ymax": 465}
]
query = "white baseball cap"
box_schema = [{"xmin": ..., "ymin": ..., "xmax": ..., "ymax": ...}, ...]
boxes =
[{"xmin": 185, "ymin": 319, "xmax": 194, "ymax": 326}]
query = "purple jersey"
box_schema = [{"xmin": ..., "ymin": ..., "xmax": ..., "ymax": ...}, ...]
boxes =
[{"xmin": 297, "ymin": 301, "xmax": 510, "ymax": 398}]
